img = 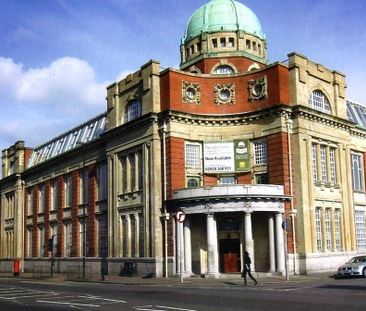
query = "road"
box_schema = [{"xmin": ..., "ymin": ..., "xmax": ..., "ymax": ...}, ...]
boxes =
[{"xmin": 0, "ymin": 276, "xmax": 365, "ymax": 310}]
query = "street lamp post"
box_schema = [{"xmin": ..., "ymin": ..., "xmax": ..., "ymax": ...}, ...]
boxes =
[{"xmin": 77, "ymin": 141, "xmax": 87, "ymax": 279}]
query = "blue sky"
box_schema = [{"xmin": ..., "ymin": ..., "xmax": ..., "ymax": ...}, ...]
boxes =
[{"xmin": 0, "ymin": 0, "xmax": 365, "ymax": 154}]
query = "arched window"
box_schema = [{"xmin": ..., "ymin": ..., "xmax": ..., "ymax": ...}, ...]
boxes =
[
  {"xmin": 124, "ymin": 99, "xmax": 142, "ymax": 123},
  {"xmin": 308, "ymin": 90, "xmax": 331, "ymax": 114},
  {"xmin": 213, "ymin": 65, "xmax": 235, "ymax": 75}
]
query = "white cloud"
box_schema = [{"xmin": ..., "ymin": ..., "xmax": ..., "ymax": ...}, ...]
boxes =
[{"xmin": 0, "ymin": 56, "xmax": 108, "ymax": 152}]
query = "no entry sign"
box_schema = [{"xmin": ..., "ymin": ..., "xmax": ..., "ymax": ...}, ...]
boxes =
[{"xmin": 176, "ymin": 211, "xmax": 186, "ymax": 223}]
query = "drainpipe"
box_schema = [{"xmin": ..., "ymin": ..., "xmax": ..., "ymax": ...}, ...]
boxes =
[
  {"xmin": 286, "ymin": 115, "xmax": 297, "ymax": 274},
  {"xmin": 162, "ymin": 121, "xmax": 169, "ymax": 278}
]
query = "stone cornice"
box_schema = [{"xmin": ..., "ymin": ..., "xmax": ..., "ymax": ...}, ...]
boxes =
[
  {"xmin": 159, "ymin": 104, "xmax": 292, "ymax": 127},
  {"xmin": 292, "ymin": 105, "xmax": 366, "ymax": 138}
]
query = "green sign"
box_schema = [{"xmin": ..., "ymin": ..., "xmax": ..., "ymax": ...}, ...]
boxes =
[{"xmin": 234, "ymin": 139, "xmax": 250, "ymax": 172}]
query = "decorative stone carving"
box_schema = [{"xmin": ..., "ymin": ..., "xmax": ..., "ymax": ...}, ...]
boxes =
[
  {"xmin": 182, "ymin": 81, "xmax": 201, "ymax": 105},
  {"xmin": 248, "ymin": 75, "xmax": 267, "ymax": 101},
  {"xmin": 214, "ymin": 83, "xmax": 235, "ymax": 105}
]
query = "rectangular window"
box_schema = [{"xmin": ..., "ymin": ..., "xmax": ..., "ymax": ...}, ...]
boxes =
[
  {"xmin": 312, "ymin": 144, "xmax": 318, "ymax": 183},
  {"xmin": 255, "ymin": 174, "xmax": 268, "ymax": 184},
  {"xmin": 50, "ymin": 223, "xmax": 58, "ymax": 255},
  {"xmin": 185, "ymin": 143, "xmax": 201, "ymax": 168},
  {"xmin": 315, "ymin": 208, "xmax": 322, "ymax": 252},
  {"xmin": 219, "ymin": 176, "xmax": 236, "ymax": 185},
  {"xmin": 38, "ymin": 184, "xmax": 45, "ymax": 214},
  {"xmin": 246, "ymin": 39, "xmax": 251, "ymax": 49},
  {"xmin": 212, "ymin": 38, "xmax": 217, "ymax": 48},
  {"xmin": 137, "ymin": 150, "xmax": 143, "ymax": 190},
  {"xmin": 79, "ymin": 219, "xmax": 87, "ymax": 257},
  {"xmin": 39, "ymin": 225, "xmax": 45, "ymax": 257},
  {"xmin": 254, "ymin": 141, "xmax": 268, "ymax": 165},
  {"xmin": 121, "ymin": 156, "xmax": 127, "ymax": 193},
  {"xmin": 334, "ymin": 209, "xmax": 341, "ymax": 251},
  {"xmin": 196, "ymin": 42, "xmax": 201, "ymax": 52},
  {"xmin": 64, "ymin": 175, "xmax": 72, "ymax": 208},
  {"xmin": 98, "ymin": 215, "xmax": 108, "ymax": 258},
  {"xmin": 125, "ymin": 100, "xmax": 142, "ymax": 123},
  {"xmin": 27, "ymin": 188, "xmax": 33, "ymax": 216},
  {"xmin": 97, "ymin": 163, "xmax": 107, "ymax": 200},
  {"xmin": 351, "ymin": 153, "xmax": 364, "ymax": 191},
  {"xmin": 320, "ymin": 145, "xmax": 327, "ymax": 181},
  {"xmin": 329, "ymin": 148, "xmax": 336, "ymax": 183},
  {"xmin": 220, "ymin": 37, "xmax": 226, "ymax": 47},
  {"xmin": 355, "ymin": 210, "xmax": 366, "ymax": 250},
  {"xmin": 64, "ymin": 222, "xmax": 72, "ymax": 257},
  {"xmin": 79, "ymin": 170, "xmax": 88, "ymax": 204},
  {"xmin": 253, "ymin": 42, "xmax": 257, "ymax": 51},
  {"xmin": 50, "ymin": 180, "xmax": 58, "ymax": 211},
  {"xmin": 27, "ymin": 227, "xmax": 32, "ymax": 257},
  {"xmin": 325, "ymin": 209, "xmax": 332, "ymax": 251},
  {"xmin": 228, "ymin": 38, "xmax": 235, "ymax": 47}
]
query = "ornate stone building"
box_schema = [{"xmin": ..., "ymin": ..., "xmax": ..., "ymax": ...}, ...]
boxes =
[{"xmin": 1, "ymin": 0, "xmax": 365, "ymax": 278}]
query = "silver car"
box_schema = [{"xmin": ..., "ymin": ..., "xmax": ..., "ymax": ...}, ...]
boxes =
[{"xmin": 337, "ymin": 255, "xmax": 366, "ymax": 278}]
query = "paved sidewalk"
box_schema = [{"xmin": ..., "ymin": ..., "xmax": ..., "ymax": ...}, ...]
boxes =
[{"xmin": 0, "ymin": 271, "xmax": 334, "ymax": 287}]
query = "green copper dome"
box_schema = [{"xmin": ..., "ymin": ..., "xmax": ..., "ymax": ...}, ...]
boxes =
[{"xmin": 182, "ymin": 0, "xmax": 265, "ymax": 43}]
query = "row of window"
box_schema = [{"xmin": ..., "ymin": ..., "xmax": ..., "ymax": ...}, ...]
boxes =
[
  {"xmin": 119, "ymin": 150, "xmax": 143, "ymax": 194},
  {"xmin": 311, "ymin": 142, "xmax": 365, "ymax": 192},
  {"xmin": 185, "ymin": 36, "xmax": 264, "ymax": 59},
  {"xmin": 26, "ymin": 164, "xmax": 107, "ymax": 216},
  {"xmin": 311, "ymin": 143, "xmax": 337, "ymax": 184},
  {"xmin": 25, "ymin": 215, "xmax": 107, "ymax": 258},
  {"xmin": 315, "ymin": 208, "xmax": 342, "ymax": 252}
]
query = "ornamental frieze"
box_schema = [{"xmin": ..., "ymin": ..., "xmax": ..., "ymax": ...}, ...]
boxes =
[
  {"xmin": 214, "ymin": 83, "xmax": 235, "ymax": 105},
  {"xmin": 248, "ymin": 75, "xmax": 267, "ymax": 101},
  {"xmin": 182, "ymin": 81, "xmax": 201, "ymax": 105}
]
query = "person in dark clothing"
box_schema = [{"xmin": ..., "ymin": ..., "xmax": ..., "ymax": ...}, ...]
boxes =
[{"xmin": 242, "ymin": 251, "xmax": 258, "ymax": 286}]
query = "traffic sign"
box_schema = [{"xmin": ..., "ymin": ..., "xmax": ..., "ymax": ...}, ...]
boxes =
[{"xmin": 176, "ymin": 211, "xmax": 186, "ymax": 223}]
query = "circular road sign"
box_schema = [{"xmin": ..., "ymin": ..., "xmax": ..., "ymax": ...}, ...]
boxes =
[{"xmin": 176, "ymin": 211, "xmax": 186, "ymax": 223}]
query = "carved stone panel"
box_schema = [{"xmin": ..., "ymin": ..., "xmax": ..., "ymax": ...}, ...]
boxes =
[
  {"xmin": 248, "ymin": 76, "xmax": 267, "ymax": 101},
  {"xmin": 182, "ymin": 81, "xmax": 201, "ymax": 105},
  {"xmin": 214, "ymin": 83, "xmax": 235, "ymax": 105}
]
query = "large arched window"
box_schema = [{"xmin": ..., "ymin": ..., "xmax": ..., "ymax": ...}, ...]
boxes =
[
  {"xmin": 212, "ymin": 65, "xmax": 235, "ymax": 75},
  {"xmin": 124, "ymin": 99, "xmax": 142, "ymax": 123},
  {"xmin": 308, "ymin": 90, "xmax": 331, "ymax": 114}
]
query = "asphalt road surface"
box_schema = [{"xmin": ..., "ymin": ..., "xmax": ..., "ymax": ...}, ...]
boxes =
[{"xmin": 0, "ymin": 276, "xmax": 365, "ymax": 310}]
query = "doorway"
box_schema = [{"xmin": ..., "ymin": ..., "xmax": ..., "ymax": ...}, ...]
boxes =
[{"xmin": 219, "ymin": 239, "xmax": 240, "ymax": 273}]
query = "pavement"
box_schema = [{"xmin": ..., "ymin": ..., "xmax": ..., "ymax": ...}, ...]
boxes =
[{"xmin": 0, "ymin": 271, "xmax": 335, "ymax": 287}]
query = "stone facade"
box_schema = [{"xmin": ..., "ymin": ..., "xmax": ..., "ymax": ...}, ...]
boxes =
[{"xmin": 0, "ymin": 1, "xmax": 365, "ymax": 278}]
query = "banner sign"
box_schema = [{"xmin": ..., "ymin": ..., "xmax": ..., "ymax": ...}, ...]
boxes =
[
  {"xmin": 203, "ymin": 140, "xmax": 251, "ymax": 173},
  {"xmin": 234, "ymin": 139, "xmax": 250, "ymax": 172},
  {"xmin": 204, "ymin": 142, "xmax": 234, "ymax": 173}
]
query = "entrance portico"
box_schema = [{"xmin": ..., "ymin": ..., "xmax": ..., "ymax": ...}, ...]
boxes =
[{"xmin": 168, "ymin": 185, "xmax": 289, "ymax": 278}]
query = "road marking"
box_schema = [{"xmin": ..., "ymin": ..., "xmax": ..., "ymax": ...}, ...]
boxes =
[
  {"xmin": 37, "ymin": 300, "xmax": 101, "ymax": 307},
  {"xmin": 156, "ymin": 306, "xmax": 198, "ymax": 311},
  {"xmin": 78, "ymin": 295, "xmax": 127, "ymax": 303},
  {"xmin": 134, "ymin": 305, "xmax": 198, "ymax": 311},
  {"xmin": 0, "ymin": 292, "xmax": 56, "ymax": 300}
]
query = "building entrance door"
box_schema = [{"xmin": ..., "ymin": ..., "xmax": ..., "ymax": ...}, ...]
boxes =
[{"xmin": 219, "ymin": 239, "xmax": 240, "ymax": 273}]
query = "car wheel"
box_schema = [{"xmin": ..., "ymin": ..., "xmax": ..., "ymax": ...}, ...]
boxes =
[{"xmin": 363, "ymin": 268, "xmax": 366, "ymax": 278}]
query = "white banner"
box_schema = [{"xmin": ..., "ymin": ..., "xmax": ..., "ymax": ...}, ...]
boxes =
[{"xmin": 204, "ymin": 142, "xmax": 235, "ymax": 173}]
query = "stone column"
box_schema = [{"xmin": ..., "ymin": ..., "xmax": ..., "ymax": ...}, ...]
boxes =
[
  {"xmin": 275, "ymin": 213, "xmax": 285, "ymax": 273},
  {"xmin": 268, "ymin": 214, "xmax": 276, "ymax": 272},
  {"xmin": 184, "ymin": 217, "xmax": 192, "ymax": 275},
  {"xmin": 206, "ymin": 213, "xmax": 219, "ymax": 278},
  {"xmin": 126, "ymin": 214, "xmax": 131, "ymax": 257},
  {"xmin": 244, "ymin": 211, "xmax": 254, "ymax": 269},
  {"xmin": 134, "ymin": 213, "xmax": 140, "ymax": 257}
]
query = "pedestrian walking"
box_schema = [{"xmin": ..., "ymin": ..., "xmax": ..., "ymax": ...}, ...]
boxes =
[{"xmin": 242, "ymin": 251, "xmax": 258, "ymax": 286}]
